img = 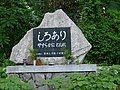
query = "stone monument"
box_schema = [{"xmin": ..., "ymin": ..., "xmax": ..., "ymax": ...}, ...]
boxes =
[{"xmin": 10, "ymin": 9, "xmax": 92, "ymax": 64}]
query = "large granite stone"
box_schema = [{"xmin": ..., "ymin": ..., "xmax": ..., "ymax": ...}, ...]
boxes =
[{"xmin": 10, "ymin": 9, "xmax": 92, "ymax": 64}]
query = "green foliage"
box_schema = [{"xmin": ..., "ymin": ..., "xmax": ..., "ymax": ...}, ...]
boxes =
[
  {"xmin": 0, "ymin": 30, "xmax": 10, "ymax": 47},
  {"xmin": 26, "ymin": 0, "xmax": 81, "ymax": 22},
  {"xmin": 63, "ymin": 49, "xmax": 74, "ymax": 64},
  {"xmin": 78, "ymin": 0, "xmax": 120, "ymax": 65},
  {"xmin": 63, "ymin": 49, "xmax": 73, "ymax": 60},
  {"xmin": 29, "ymin": 48, "xmax": 37, "ymax": 60},
  {"xmin": 0, "ymin": 53, "xmax": 15, "ymax": 67},
  {"xmin": 0, "ymin": 0, "xmax": 41, "ymax": 59},
  {"xmin": 0, "ymin": 67, "xmax": 7, "ymax": 78},
  {"xmin": 0, "ymin": 67, "xmax": 33, "ymax": 90},
  {"xmin": 44, "ymin": 65, "xmax": 120, "ymax": 90},
  {"xmin": 0, "ymin": 75, "xmax": 33, "ymax": 90}
]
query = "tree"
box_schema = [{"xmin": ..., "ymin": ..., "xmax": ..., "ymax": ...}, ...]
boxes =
[{"xmin": 0, "ymin": 0, "xmax": 40, "ymax": 58}]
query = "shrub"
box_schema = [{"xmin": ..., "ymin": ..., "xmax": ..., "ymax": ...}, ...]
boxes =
[
  {"xmin": 44, "ymin": 65, "xmax": 120, "ymax": 90},
  {"xmin": 78, "ymin": 0, "xmax": 120, "ymax": 65},
  {"xmin": 0, "ymin": 53, "xmax": 15, "ymax": 67},
  {"xmin": 0, "ymin": 0, "xmax": 41, "ymax": 58},
  {"xmin": 0, "ymin": 67, "xmax": 33, "ymax": 90},
  {"xmin": 0, "ymin": 75, "xmax": 33, "ymax": 90}
]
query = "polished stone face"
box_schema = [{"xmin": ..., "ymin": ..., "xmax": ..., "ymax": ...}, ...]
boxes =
[{"xmin": 33, "ymin": 27, "xmax": 71, "ymax": 57}]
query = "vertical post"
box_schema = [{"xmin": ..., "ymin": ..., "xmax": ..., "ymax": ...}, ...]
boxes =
[
  {"xmin": 33, "ymin": 60, "xmax": 36, "ymax": 66},
  {"xmin": 23, "ymin": 59, "xmax": 27, "ymax": 66}
]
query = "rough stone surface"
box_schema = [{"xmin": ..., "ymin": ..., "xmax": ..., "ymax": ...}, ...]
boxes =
[{"xmin": 10, "ymin": 9, "xmax": 92, "ymax": 64}]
